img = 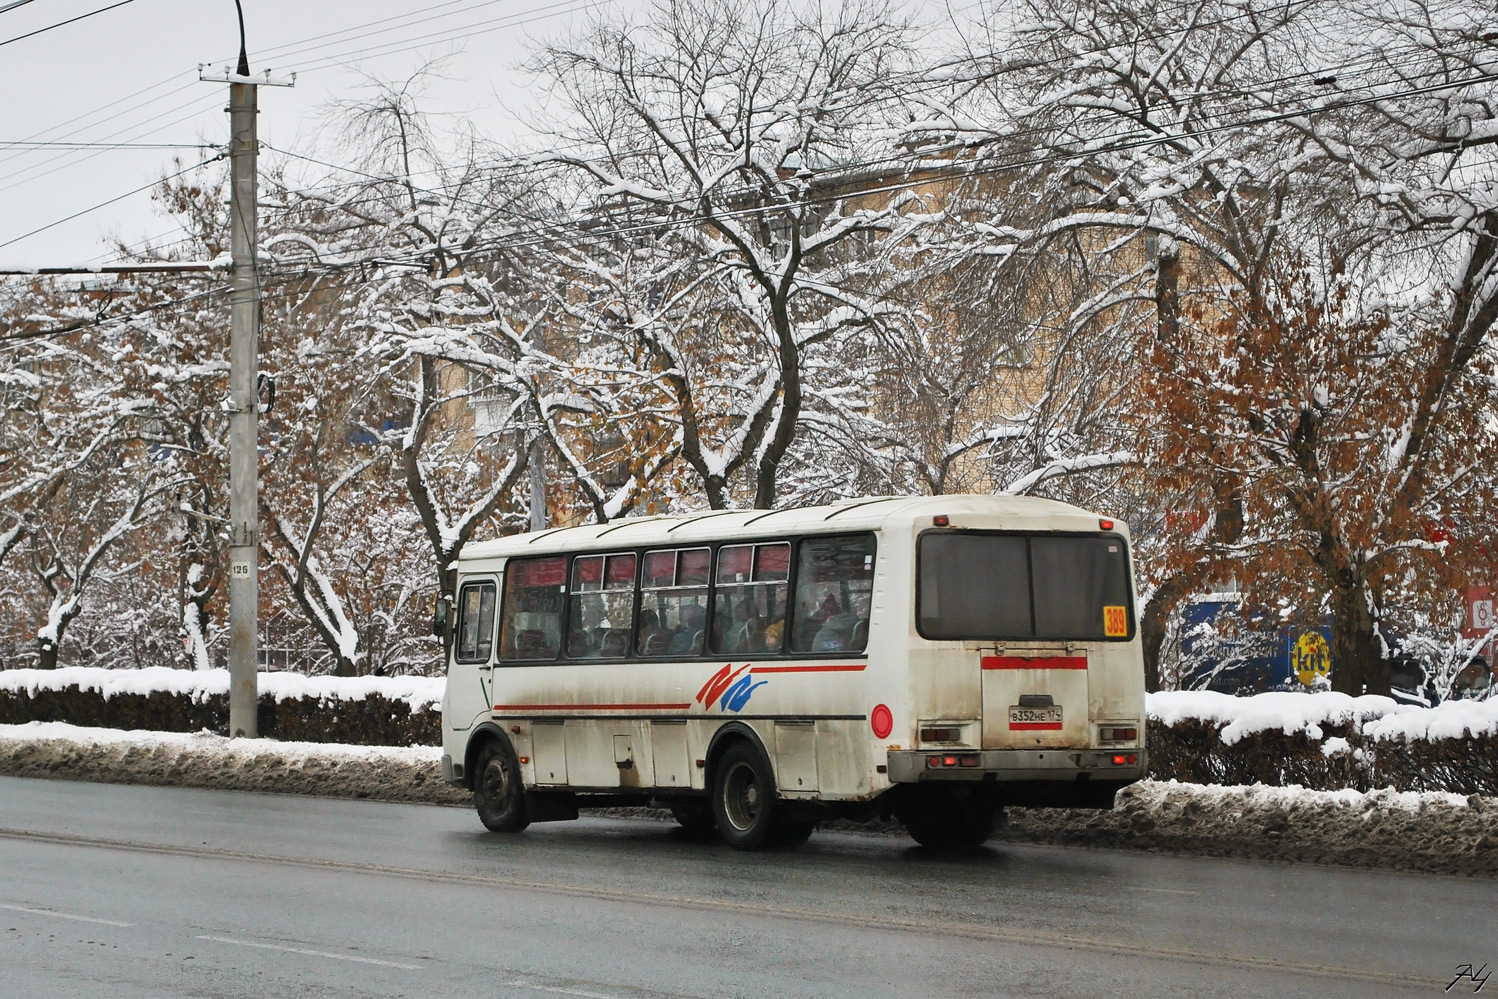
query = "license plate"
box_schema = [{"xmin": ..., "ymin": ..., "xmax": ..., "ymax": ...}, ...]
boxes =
[{"xmin": 1009, "ymin": 705, "xmax": 1063, "ymax": 730}]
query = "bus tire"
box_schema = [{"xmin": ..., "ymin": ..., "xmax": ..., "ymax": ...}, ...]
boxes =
[
  {"xmin": 903, "ymin": 795, "xmax": 996, "ymax": 851},
  {"xmin": 767, "ymin": 817, "xmax": 815, "ymax": 849},
  {"xmin": 474, "ymin": 738, "xmax": 530, "ymax": 834},
  {"xmin": 712, "ymin": 741, "xmax": 779, "ymax": 851},
  {"xmin": 670, "ymin": 805, "xmax": 718, "ymax": 840}
]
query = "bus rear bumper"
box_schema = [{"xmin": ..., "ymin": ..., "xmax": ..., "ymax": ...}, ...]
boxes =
[{"xmin": 885, "ymin": 748, "xmax": 1146, "ymax": 785}]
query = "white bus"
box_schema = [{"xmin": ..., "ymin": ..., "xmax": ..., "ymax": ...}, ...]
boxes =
[{"xmin": 437, "ymin": 494, "xmax": 1146, "ymax": 850}]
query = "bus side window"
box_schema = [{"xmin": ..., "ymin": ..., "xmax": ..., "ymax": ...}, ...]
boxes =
[
  {"xmin": 567, "ymin": 553, "xmax": 637, "ymax": 659},
  {"xmin": 639, "ymin": 547, "xmax": 709, "ymax": 657},
  {"xmin": 454, "ymin": 580, "xmax": 497, "ymax": 663},
  {"xmin": 711, "ymin": 542, "xmax": 789, "ymax": 656},
  {"xmin": 790, "ymin": 535, "xmax": 876, "ymax": 654},
  {"xmin": 500, "ymin": 556, "xmax": 566, "ymax": 661}
]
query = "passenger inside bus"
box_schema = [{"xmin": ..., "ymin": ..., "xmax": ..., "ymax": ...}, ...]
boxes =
[
  {"xmin": 718, "ymin": 599, "xmax": 766, "ymax": 654},
  {"xmin": 666, "ymin": 602, "xmax": 706, "ymax": 656},
  {"xmin": 637, "ymin": 609, "xmax": 664, "ymax": 655},
  {"xmin": 790, "ymin": 535, "xmax": 875, "ymax": 653}
]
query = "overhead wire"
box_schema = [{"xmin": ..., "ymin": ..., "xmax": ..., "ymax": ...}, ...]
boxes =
[
  {"xmin": 26, "ymin": 26, "xmax": 1495, "ymax": 277},
  {"xmin": 300, "ymin": 66, "xmax": 1498, "ymax": 275},
  {"xmin": 0, "ymin": 0, "xmax": 1352, "ymax": 202},
  {"xmin": 246, "ymin": 48, "xmax": 1497, "ymax": 274},
  {"xmin": 0, "ymin": 154, "xmax": 224, "ymax": 252},
  {"xmin": 69, "ymin": 48, "xmax": 1486, "ymax": 282},
  {"xmin": 6, "ymin": 0, "xmax": 1492, "ymax": 275},
  {"xmin": 0, "ymin": 92, "xmax": 224, "ymax": 194},
  {"xmin": 0, "ymin": 141, "xmax": 215, "ymax": 149},
  {"xmin": 0, "ymin": 0, "xmax": 137, "ymax": 49},
  {"xmin": 0, "ymin": 74, "xmax": 194, "ymax": 172},
  {"xmin": 0, "ymin": 284, "xmax": 231, "ymax": 346}
]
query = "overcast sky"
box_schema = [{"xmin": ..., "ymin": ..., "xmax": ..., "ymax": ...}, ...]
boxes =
[{"xmin": 0, "ymin": 0, "xmax": 623, "ymax": 269}]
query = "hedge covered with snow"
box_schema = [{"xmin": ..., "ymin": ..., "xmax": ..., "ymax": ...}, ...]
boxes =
[
  {"xmin": 2, "ymin": 668, "xmax": 1495, "ymax": 795},
  {"xmin": 0, "ymin": 667, "xmax": 442, "ymax": 747},
  {"xmin": 1147, "ymin": 691, "xmax": 1498, "ymax": 797}
]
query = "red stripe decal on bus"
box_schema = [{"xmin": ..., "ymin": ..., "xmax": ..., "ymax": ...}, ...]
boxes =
[
  {"xmin": 492, "ymin": 703, "xmax": 692, "ymax": 712},
  {"xmin": 1009, "ymin": 721, "xmax": 1065, "ymax": 731},
  {"xmin": 749, "ymin": 664, "xmax": 867, "ymax": 674},
  {"xmin": 981, "ymin": 656, "xmax": 1087, "ymax": 670}
]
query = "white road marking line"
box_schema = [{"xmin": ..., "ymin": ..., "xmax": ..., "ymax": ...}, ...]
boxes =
[
  {"xmin": 1124, "ymin": 886, "xmax": 1199, "ymax": 895},
  {"xmin": 194, "ymin": 935, "xmax": 419, "ymax": 970},
  {"xmin": 507, "ymin": 981, "xmax": 625, "ymax": 999},
  {"xmin": 0, "ymin": 903, "xmax": 133, "ymax": 927}
]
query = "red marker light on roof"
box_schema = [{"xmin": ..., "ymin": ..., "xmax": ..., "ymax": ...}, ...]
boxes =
[
  {"xmin": 933, "ymin": 515, "xmax": 949, "ymax": 527},
  {"xmin": 1099, "ymin": 519, "xmax": 1115, "ymax": 530}
]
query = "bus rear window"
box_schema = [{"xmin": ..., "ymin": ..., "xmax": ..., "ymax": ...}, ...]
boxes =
[{"xmin": 918, "ymin": 533, "xmax": 1133, "ymax": 641}]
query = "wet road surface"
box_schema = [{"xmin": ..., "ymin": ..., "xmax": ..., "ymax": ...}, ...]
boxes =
[{"xmin": 0, "ymin": 776, "xmax": 1485, "ymax": 997}]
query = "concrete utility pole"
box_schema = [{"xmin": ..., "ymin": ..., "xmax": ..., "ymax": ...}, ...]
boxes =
[
  {"xmin": 529, "ymin": 439, "xmax": 547, "ymax": 532},
  {"xmin": 201, "ymin": 2, "xmax": 292, "ymax": 738}
]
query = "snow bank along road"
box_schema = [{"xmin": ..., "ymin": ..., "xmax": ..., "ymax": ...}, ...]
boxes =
[
  {"xmin": 1, "ymin": 722, "xmax": 1494, "ymax": 877},
  {"xmin": 0, "ymin": 777, "xmax": 1486, "ymax": 999}
]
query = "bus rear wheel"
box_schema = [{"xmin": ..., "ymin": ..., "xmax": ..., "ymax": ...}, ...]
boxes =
[
  {"xmin": 712, "ymin": 742, "xmax": 781, "ymax": 851},
  {"xmin": 903, "ymin": 793, "xmax": 997, "ymax": 851},
  {"xmin": 474, "ymin": 739, "xmax": 530, "ymax": 834},
  {"xmin": 670, "ymin": 805, "xmax": 718, "ymax": 840}
]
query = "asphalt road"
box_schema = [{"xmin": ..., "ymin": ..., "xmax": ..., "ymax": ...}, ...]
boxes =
[{"xmin": 0, "ymin": 776, "xmax": 1486, "ymax": 998}]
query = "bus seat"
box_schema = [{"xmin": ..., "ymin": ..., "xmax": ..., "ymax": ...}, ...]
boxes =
[
  {"xmin": 600, "ymin": 629, "xmax": 630, "ymax": 658},
  {"xmin": 849, "ymin": 618, "xmax": 868, "ymax": 651}
]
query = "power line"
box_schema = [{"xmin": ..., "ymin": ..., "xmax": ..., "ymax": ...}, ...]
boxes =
[
  {"xmin": 0, "ymin": 75, "xmax": 193, "ymax": 172},
  {"xmin": 0, "ymin": 92, "xmax": 223, "ymax": 194},
  {"xmin": 337, "ymin": 68, "xmax": 1498, "ymax": 273},
  {"xmin": 0, "ymin": 0, "xmax": 138, "ymax": 49},
  {"xmin": 0, "ymin": 141, "xmax": 216, "ymax": 150},
  {"xmin": 291, "ymin": 0, "xmax": 615, "ymax": 75},
  {"xmin": 0, "ymin": 0, "xmax": 44, "ymax": 14},
  {"xmin": 12, "ymin": 9, "xmax": 1492, "ymax": 275},
  {"xmin": 248, "ymin": 58, "xmax": 1498, "ymax": 278},
  {"xmin": 0, "ymin": 154, "xmax": 223, "ymax": 251},
  {"xmin": 0, "ymin": 284, "xmax": 231, "ymax": 345}
]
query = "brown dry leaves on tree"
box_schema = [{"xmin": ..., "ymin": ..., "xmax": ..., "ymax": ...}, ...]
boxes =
[{"xmin": 1140, "ymin": 268, "xmax": 1498, "ymax": 694}]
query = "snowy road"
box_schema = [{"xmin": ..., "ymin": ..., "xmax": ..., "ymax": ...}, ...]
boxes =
[{"xmin": 0, "ymin": 777, "xmax": 1483, "ymax": 998}]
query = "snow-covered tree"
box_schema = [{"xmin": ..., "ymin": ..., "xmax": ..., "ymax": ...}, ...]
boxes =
[
  {"xmin": 534, "ymin": 0, "xmax": 923, "ymax": 509},
  {"xmin": 929, "ymin": 0, "xmax": 1498, "ymax": 691}
]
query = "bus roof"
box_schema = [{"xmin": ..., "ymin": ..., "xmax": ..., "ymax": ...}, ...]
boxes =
[{"xmin": 459, "ymin": 494, "xmax": 1122, "ymax": 562}]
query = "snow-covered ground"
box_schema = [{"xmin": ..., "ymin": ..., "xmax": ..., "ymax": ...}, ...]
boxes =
[
  {"xmin": 0, "ymin": 721, "xmax": 464, "ymax": 805},
  {"xmin": 1, "ymin": 721, "xmax": 1491, "ymax": 875}
]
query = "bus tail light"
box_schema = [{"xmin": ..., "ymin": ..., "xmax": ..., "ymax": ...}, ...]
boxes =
[
  {"xmin": 1111, "ymin": 754, "xmax": 1138, "ymax": 766},
  {"xmin": 1100, "ymin": 726, "xmax": 1138, "ymax": 742},
  {"xmin": 927, "ymin": 755, "xmax": 982, "ymax": 768},
  {"xmin": 921, "ymin": 727, "xmax": 959, "ymax": 742},
  {"xmin": 1099, "ymin": 519, "xmax": 1115, "ymax": 530}
]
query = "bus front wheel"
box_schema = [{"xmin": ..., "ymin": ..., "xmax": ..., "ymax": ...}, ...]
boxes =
[
  {"xmin": 474, "ymin": 739, "xmax": 530, "ymax": 834},
  {"xmin": 712, "ymin": 742, "xmax": 781, "ymax": 850}
]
